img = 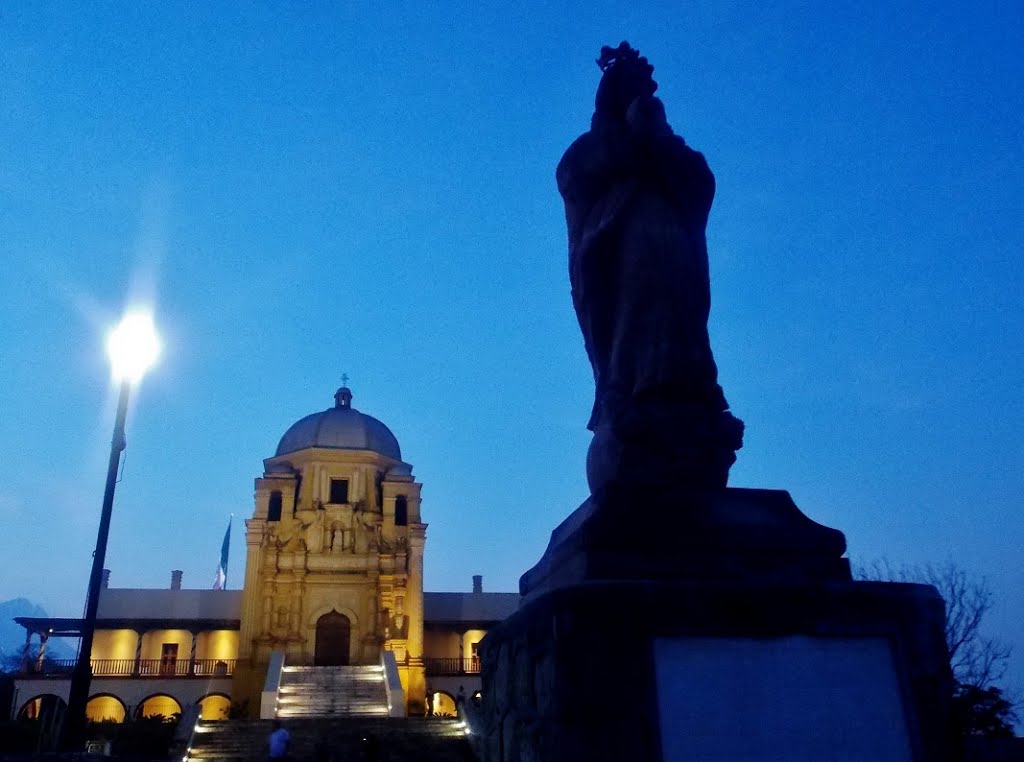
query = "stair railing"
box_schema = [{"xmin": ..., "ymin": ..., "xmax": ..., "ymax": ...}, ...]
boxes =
[
  {"xmin": 168, "ymin": 703, "xmax": 201, "ymax": 762},
  {"xmin": 381, "ymin": 650, "xmax": 406, "ymax": 717},
  {"xmin": 260, "ymin": 651, "xmax": 287, "ymax": 719}
]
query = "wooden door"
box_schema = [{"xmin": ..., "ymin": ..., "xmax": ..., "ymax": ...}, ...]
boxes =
[
  {"xmin": 314, "ymin": 612, "xmax": 351, "ymax": 666},
  {"xmin": 160, "ymin": 643, "xmax": 178, "ymax": 676}
]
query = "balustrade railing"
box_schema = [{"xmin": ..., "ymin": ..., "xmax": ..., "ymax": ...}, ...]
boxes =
[
  {"xmin": 26, "ymin": 658, "xmax": 76, "ymax": 675},
  {"xmin": 137, "ymin": 659, "xmax": 190, "ymax": 676},
  {"xmin": 192, "ymin": 658, "xmax": 235, "ymax": 676},
  {"xmin": 21, "ymin": 657, "xmax": 236, "ymax": 678},
  {"xmin": 423, "ymin": 657, "xmax": 480, "ymax": 675},
  {"xmin": 91, "ymin": 658, "xmax": 136, "ymax": 675}
]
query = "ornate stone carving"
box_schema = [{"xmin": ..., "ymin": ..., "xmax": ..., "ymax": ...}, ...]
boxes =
[
  {"xmin": 328, "ymin": 506, "xmax": 359, "ymax": 553},
  {"xmin": 305, "ymin": 510, "xmax": 325, "ymax": 553},
  {"xmin": 352, "ymin": 500, "xmax": 373, "ymax": 554},
  {"xmin": 391, "ymin": 596, "xmax": 409, "ymax": 639}
]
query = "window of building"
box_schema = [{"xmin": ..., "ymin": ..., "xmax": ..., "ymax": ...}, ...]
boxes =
[
  {"xmin": 267, "ymin": 491, "xmax": 282, "ymax": 522},
  {"xmin": 395, "ymin": 495, "xmax": 408, "ymax": 526},
  {"xmin": 329, "ymin": 479, "xmax": 349, "ymax": 504}
]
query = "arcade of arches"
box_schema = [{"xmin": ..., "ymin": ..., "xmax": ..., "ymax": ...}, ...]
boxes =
[{"xmin": 19, "ymin": 692, "xmax": 230, "ymax": 724}]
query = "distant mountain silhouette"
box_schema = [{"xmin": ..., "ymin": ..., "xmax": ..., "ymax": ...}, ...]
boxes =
[{"xmin": 0, "ymin": 598, "xmax": 75, "ymax": 669}]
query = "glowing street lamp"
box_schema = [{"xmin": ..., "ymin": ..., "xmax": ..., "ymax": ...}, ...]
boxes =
[
  {"xmin": 106, "ymin": 311, "xmax": 161, "ymax": 385},
  {"xmin": 61, "ymin": 310, "xmax": 160, "ymax": 750}
]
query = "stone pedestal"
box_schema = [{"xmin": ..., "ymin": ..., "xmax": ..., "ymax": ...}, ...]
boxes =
[
  {"xmin": 520, "ymin": 488, "xmax": 851, "ymax": 597},
  {"xmin": 476, "ymin": 579, "xmax": 954, "ymax": 762},
  {"xmin": 477, "ymin": 489, "xmax": 954, "ymax": 761}
]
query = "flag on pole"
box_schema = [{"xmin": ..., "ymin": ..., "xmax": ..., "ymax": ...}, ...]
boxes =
[{"xmin": 213, "ymin": 516, "xmax": 232, "ymax": 590}]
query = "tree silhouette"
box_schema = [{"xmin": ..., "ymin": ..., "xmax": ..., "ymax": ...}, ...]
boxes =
[{"xmin": 859, "ymin": 560, "xmax": 1017, "ymax": 737}]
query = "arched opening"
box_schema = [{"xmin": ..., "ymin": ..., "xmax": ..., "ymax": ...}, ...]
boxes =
[
  {"xmin": 17, "ymin": 694, "xmax": 65, "ymax": 722},
  {"xmin": 314, "ymin": 611, "xmax": 351, "ymax": 666},
  {"xmin": 429, "ymin": 690, "xmax": 457, "ymax": 717},
  {"xmin": 86, "ymin": 694, "xmax": 127, "ymax": 723},
  {"xmin": 395, "ymin": 495, "xmax": 408, "ymax": 526},
  {"xmin": 197, "ymin": 693, "xmax": 232, "ymax": 721},
  {"xmin": 136, "ymin": 693, "xmax": 182, "ymax": 720}
]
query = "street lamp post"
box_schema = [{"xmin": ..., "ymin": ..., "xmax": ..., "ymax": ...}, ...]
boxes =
[{"xmin": 60, "ymin": 311, "xmax": 160, "ymax": 752}]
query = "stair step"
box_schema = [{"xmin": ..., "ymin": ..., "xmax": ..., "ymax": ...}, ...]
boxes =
[
  {"xmin": 267, "ymin": 665, "xmax": 390, "ymax": 721},
  {"xmin": 187, "ymin": 718, "xmax": 472, "ymax": 762}
]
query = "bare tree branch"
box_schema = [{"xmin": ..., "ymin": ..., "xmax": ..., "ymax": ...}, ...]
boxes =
[{"xmin": 856, "ymin": 560, "xmax": 1011, "ymax": 690}]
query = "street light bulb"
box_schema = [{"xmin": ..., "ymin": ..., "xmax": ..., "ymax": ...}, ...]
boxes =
[{"xmin": 106, "ymin": 310, "xmax": 161, "ymax": 383}]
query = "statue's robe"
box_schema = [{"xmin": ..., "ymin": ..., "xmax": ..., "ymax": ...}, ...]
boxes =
[{"xmin": 557, "ymin": 113, "xmax": 727, "ymax": 434}]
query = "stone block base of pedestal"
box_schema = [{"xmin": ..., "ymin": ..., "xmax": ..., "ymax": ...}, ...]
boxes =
[{"xmin": 475, "ymin": 580, "xmax": 954, "ymax": 762}]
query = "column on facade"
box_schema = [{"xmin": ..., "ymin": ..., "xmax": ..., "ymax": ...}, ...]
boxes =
[
  {"xmin": 290, "ymin": 578, "xmax": 305, "ymax": 644},
  {"xmin": 405, "ymin": 523, "xmax": 427, "ymax": 710},
  {"xmin": 132, "ymin": 630, "xmax": 144, "ymax": 676},
  {"xmin": 381, "ymin": 494, "xmax": 396, "ymax": 547},
  {"xmin": 366, "ymin": 580, "xmax": 380, "ymax": 660},
  {"xmin": 20, "ymin": 629, "xmax": 32, "ymax": 673},
  {"xmin": 188, "ymin": 631, "xmax": 198, "ymax": 676},
  {"xmin": 262, "ymin": 589, "xmax": 273, "ymax": 635},
  {"xmin": 35, "ymin": 633, "xmax": 49, "ymax": 672},
  {"xmin": 237, "ymin": 518, "xmax": 267, "ymax": 663}
]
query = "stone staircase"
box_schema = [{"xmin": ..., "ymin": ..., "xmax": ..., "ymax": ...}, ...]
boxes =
[
  {"xmin": 276, "ymin": 664, "xmax": 390, "ymax": 718},
  {"xmin": 185, "ymin": 717, "xmax": 475, "ymax": 761}
]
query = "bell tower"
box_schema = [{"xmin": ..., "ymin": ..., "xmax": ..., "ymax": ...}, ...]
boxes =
[{"xmin": 232, "ymin": 386, "xmax": 426, "ymax": 715}]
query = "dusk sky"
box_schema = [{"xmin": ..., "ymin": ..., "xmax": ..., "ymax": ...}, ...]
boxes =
[{"xmin": 2, "ymin": 1, "xmax": 1021, "ymax": 706}]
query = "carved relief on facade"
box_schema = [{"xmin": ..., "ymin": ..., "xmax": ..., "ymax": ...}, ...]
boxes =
[
  {"xmin": 289, "ymin": 592, "xmax": 302, "ymax": 635},
  {"xmin": 261, "ymin": 591, "xmax": 273, "ymax": 634},
  {"xmin": 304, "ymin": 509, "xmax": 325, "ymax": 553},
  {"xmin": 272, "ymin": 521, "xmax": 307, "ymax": 553},
  {"xmin": 351, "ymin": 500, "xmax": 374, "ymax": 554},
  {"xmin": 391, "ymin": 595, "xmax": 409, "ymax": 639},
  {"xmin": 329, "ymin": 508, "xmax": 356, "ymax": 553}
]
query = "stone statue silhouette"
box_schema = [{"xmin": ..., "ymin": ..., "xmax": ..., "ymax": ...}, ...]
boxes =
[
  {"xmin": 557, "ymin": 42, "xmax": 743, "ymax": 494},
  {"xmin": 520, "ymin": 43, "xmax": 847, "ymax": 598}
]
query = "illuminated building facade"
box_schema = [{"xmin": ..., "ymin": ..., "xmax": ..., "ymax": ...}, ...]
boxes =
[{"xmin": 10, "ymin": 387, "xmax": 518, "ymax": 723}]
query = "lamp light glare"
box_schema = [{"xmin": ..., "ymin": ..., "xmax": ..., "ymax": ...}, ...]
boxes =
[{"xmin": 106, "ymin": 311, "xmax": 161, "ymax": 383}]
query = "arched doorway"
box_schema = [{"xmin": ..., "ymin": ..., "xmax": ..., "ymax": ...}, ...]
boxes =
[{"xmin": 315, "ymin": 611, "xmax": 351, "ymax": 666}]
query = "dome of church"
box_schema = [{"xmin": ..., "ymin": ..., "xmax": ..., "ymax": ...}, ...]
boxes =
[{"xmin": 275, "ymin": 387, "xmax": 402, "ymax": 460}]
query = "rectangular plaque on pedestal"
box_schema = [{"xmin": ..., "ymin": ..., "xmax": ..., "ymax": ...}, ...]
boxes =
[{"xmin": 654, "ymin": 636, "xmax": 913, "ymax": 761}]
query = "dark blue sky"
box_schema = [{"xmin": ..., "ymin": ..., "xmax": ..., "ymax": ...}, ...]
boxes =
[{"xmin": 2, "ymin": 1, "xmax": 1021, "ymax": 704}]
